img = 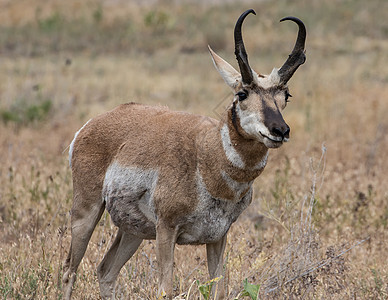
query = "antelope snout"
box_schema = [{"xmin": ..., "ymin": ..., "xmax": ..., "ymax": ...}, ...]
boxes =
[{"xmin": 270, "ymin": 124, "xmax": 290, "ymax": 140}]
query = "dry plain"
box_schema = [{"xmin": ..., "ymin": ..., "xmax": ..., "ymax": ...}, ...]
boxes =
[{"xmin": 0, "ymin": 0, "xmax": 387, "ymax": 299}]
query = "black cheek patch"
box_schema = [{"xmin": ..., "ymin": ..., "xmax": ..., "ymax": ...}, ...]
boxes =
[{"xmin": 232, "ymin": 101, "xmax": 238, "ymax": 128}]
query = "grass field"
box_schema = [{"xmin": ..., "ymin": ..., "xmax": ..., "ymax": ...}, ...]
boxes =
[{"xmin": 1, "ymin": 0, "xmax": 387, "ymax": 299}]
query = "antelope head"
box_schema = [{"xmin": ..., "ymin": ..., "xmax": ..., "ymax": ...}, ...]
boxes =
[{"xmin": 209, "ymin": 9, "xmax": 306, "ymax": 148}]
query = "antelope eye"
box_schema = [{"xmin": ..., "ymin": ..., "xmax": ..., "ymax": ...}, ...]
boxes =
[
  {"xmin": 236, "ymin": 91, "xmax": 248, "ymax": 101},
  {"xmin": 285, "ymin": 92, "xmax": 292, "ymax": 102}
]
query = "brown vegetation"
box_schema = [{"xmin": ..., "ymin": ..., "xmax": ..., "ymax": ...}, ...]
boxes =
[{"xmin": 1, "ymin": 0, "xmax": 387, "ymax": 298}]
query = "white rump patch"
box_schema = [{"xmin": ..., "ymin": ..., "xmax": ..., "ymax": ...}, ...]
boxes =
[
  {"xmin": 68, "ymin": 119, "xmax": 91, "ymax": 167},
  {"xmin": 220, "ymin": 124, "xmax": 245, "ymax": 169}
]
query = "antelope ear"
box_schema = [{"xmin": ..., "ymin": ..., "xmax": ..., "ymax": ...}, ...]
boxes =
[{"xmin": 208, "ymin": 45, "xmax": 241, "ymax": 89}]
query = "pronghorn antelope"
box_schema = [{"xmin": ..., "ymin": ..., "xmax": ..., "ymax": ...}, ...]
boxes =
[{"xmin": 62, "ymin": 9, "xmax": 306, "ymax": 299}]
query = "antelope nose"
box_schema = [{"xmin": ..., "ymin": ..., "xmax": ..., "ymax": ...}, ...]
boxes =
[{"xmin": 271, "ymin": 125, "xmax": 290, "ymax": 139}]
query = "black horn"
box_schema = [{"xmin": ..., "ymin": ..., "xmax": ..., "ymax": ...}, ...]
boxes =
[
  {"xmin": 234, "ymin": 9, "xmax": 256, "ymax": 85},
  {"xmin": 278, "ymin": 16, "xmax": 306, "ymax": 85}
]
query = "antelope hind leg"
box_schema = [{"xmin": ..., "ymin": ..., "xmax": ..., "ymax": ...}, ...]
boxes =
[
  {"xmin": 97, "ymin": 229, "xmax": 143, "ymax": 299},
  {"xmin": 62, "ymin": 203, "xmax": 105, "ymax": 300}
]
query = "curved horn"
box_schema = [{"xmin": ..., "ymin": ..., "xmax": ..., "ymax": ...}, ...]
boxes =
[
  {"xmin": 234, "ymin": 9, "xmax": 256, "ymax": 85},
  {"xmin": 278, "ymin": 17, "xmax": 306, "ymax": 85}
]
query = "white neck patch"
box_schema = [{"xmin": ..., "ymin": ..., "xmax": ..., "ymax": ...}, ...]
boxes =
[{"xmin": 220, "ymin": 124, "xmax": 245, "ymax": 169}]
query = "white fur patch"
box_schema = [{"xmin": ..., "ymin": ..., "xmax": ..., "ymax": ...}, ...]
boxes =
[
  {"xmin": 221, "ymin": 170, "xmax": 253, "ymax": 201},
  {"xmin": 235, "ymin": 102, "xmax": 271, "ymax": 139},
  {"xmin": 102, "ymin": 162, "xmax": 159, "ymax": 239},
  {"xmin": 220, "ymin": 124, "xmax": 245, "ymax": 169},
  {"xmin": 68, "ymin": 119, "xmax": 91, "ymax": 167},
  {"xmin": 256, "ymin": 68, "xmax": 281, "ymax": 89},
  {"xmin": 177, "ymin": 169, "xmax": 252, "ymax": 244},
  {"xmin": 103, "ymin": 162, "xmax": 158, "ymax": 223}
]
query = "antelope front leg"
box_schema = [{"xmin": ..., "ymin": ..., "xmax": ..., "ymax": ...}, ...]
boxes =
[
  {"xmin": 156, "ymin": 221, "xmax": 177, "ymax": 299},
  {"xmin": 206, "ymin": 234, "xmax": 227, "ymax": 299}
]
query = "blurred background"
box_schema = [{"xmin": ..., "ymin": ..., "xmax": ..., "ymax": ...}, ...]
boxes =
[{"xmin": 0, "ymin": 0, "xmax": 387, "ymax": 298}]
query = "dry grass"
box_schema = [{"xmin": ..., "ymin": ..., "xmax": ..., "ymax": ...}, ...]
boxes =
[{"xmin": 1, "ymin": 0, "xmax": 388, "ymax": 299}]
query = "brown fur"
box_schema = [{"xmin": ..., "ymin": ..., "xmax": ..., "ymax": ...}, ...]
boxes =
[{"xmin": 63, "ymin": 98, "xmax": 275, "ymax": 299}]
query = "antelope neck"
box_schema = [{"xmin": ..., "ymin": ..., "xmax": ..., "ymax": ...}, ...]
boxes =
[{"xmin": 220, "ymin": 108, "xmax": 269, "ymax": 174}]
